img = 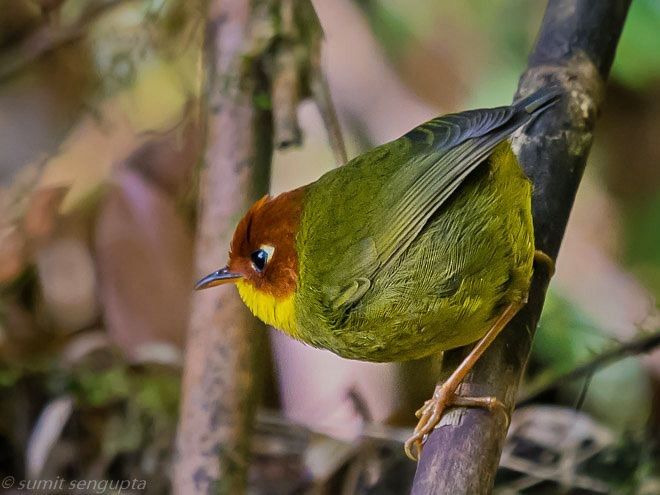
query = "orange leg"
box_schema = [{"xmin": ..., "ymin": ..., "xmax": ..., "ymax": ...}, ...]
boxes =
[{"xmin": 404, "ymin": 301, "xmax": 524, "ymax": 461}]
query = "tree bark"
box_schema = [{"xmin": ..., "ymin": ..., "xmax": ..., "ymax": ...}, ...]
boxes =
[
  {"xmin": 411, "ymin": 1, "xmax": 631, "ymax": 493},
  {"xmin": 173, "ymin": 1, "xmax": 272, "ymax": 493}
]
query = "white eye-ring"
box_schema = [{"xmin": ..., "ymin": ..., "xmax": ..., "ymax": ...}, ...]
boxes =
[{"xmin": 260, "ymin": 244, "xmax": 275, "ymax": 259}]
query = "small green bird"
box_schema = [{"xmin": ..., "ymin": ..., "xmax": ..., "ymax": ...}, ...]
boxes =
[{"xmin": 196, "ymin": 87, "xmax": 560, "ymax": 460}]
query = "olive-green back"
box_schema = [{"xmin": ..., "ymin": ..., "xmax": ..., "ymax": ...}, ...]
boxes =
[{"xmin": 293, "ymin": 89, "xmax": 558, "ymax": 358}]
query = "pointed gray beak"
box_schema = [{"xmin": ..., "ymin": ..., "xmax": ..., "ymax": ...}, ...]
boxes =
[{"xmin": 194, "ymin": 266, "xmax": 242, "ymax": 290}]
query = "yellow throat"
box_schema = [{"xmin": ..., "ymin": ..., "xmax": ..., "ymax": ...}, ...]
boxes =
[{"xmin": 235, "ymin": 279, "xmax": 297, "ymax": 336}]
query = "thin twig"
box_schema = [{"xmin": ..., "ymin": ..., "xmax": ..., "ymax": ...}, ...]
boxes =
[
  {"xmin": 310, "ymin": 68, "xmax": 348, "ymax": 165},
  {"xmin": 518, "ymin": 327, "xmax": 660, "ymax": 406}
]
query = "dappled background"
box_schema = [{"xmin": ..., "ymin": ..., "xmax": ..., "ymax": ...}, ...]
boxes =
[{"xmin": 0, "ymin": 0, "xmax": 658, "ymax": 493}]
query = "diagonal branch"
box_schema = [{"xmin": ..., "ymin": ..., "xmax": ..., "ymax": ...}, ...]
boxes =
[
  {"xmin": 411, "ymin": 1, "xmax": 632, "ymax": 493},
  {"xmin": 518, "ymin": 326, "xmax": 660, "ymax": 406}
]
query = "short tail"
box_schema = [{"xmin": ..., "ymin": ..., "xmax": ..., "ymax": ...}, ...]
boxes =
[{"xmin": 402, "ymin": 86, "xmax": 563, "ymax": 152}]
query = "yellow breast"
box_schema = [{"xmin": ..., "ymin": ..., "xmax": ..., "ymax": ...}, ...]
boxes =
[{"xmin": 236, "ymin": 279, "xmax": 297, "ymax": 337}]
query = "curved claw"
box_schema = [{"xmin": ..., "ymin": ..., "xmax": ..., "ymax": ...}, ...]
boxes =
[
  {"xmin": 404, "ymin": 393, "xmax": 508, "ymax": 462},
  {"xmin": 405, "ymin": 388, "xmax": 451, "ymax": 461},
  {"xmin": 404, "ymin": 435, "xmax": 423, "ymax": 461}
]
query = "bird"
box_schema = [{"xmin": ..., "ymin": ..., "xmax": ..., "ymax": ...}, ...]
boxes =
[{"xmin": 195, "ymin": 87, "xmax": 560, "ymax": 460}]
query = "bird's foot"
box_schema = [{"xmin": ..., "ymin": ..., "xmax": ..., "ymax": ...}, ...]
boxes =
[
  {"xmin": 404, "ymin": 384, "xmax": 452, "ymax": 461},
  {"xmin": 404, "ymin": 387, "xmax": 508, "ymax": 461},
  {"xmin": 452, "ymin": 396, "xmax": 509, "ymax": 427},
  {"xmin": 534, "ymin": 250, "xmax": 555, "ymax": 277}
]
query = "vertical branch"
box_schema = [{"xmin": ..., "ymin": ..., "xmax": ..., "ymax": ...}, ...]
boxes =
[
  {"xmin": 173, "ymin": 0, "xmax": 272, "ymax": 493},
  {"xmin": 412, "ymin": 1, "xmax": 631, "ymax": 493}
]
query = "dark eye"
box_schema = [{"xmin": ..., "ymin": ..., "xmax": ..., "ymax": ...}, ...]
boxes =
[{"xmin": 250, "ymin": 249, "xmax": 268, "ymax": 272}]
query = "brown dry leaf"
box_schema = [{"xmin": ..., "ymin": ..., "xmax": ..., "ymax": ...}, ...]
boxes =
[
  {"xmin": 95, "ymin": 169, "xmax": 193, "ymax": 358},
  {"xmin": 37, "ymin": 60, "xmax": 190, "ymax": 214},
  {"xmin": 0, "ymin": 166, "xmax": 40, "ymax": 284},
  {"xmin": 0, "ymin": 183, "xmax": 72, "ymax": 286},
  {"xmin": 0, "ymin": 225, "xmax": 27, "ymax": 284},
  {"xmin": 22, "ymin": 185, "xmax": 69, "ymax": 242}
]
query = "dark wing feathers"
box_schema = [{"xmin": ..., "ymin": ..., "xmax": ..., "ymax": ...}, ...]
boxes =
[
  {"xmin": 404, "ymin": 86, "xmax": 560, "ymax": 150},
  {"xmin": 404, "ymin": 106, "xmax": 512, "ymax": 147}
]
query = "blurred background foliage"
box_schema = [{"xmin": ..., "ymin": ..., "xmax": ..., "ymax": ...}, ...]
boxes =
[{"xmin": 0, "ymin": 0, "xmax": 658, "ymax": 493}]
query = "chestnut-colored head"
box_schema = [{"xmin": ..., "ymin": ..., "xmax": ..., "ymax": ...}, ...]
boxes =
[{"xmin": 195, "ymin": 188, "xmax": 306, "ymax": 332}]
